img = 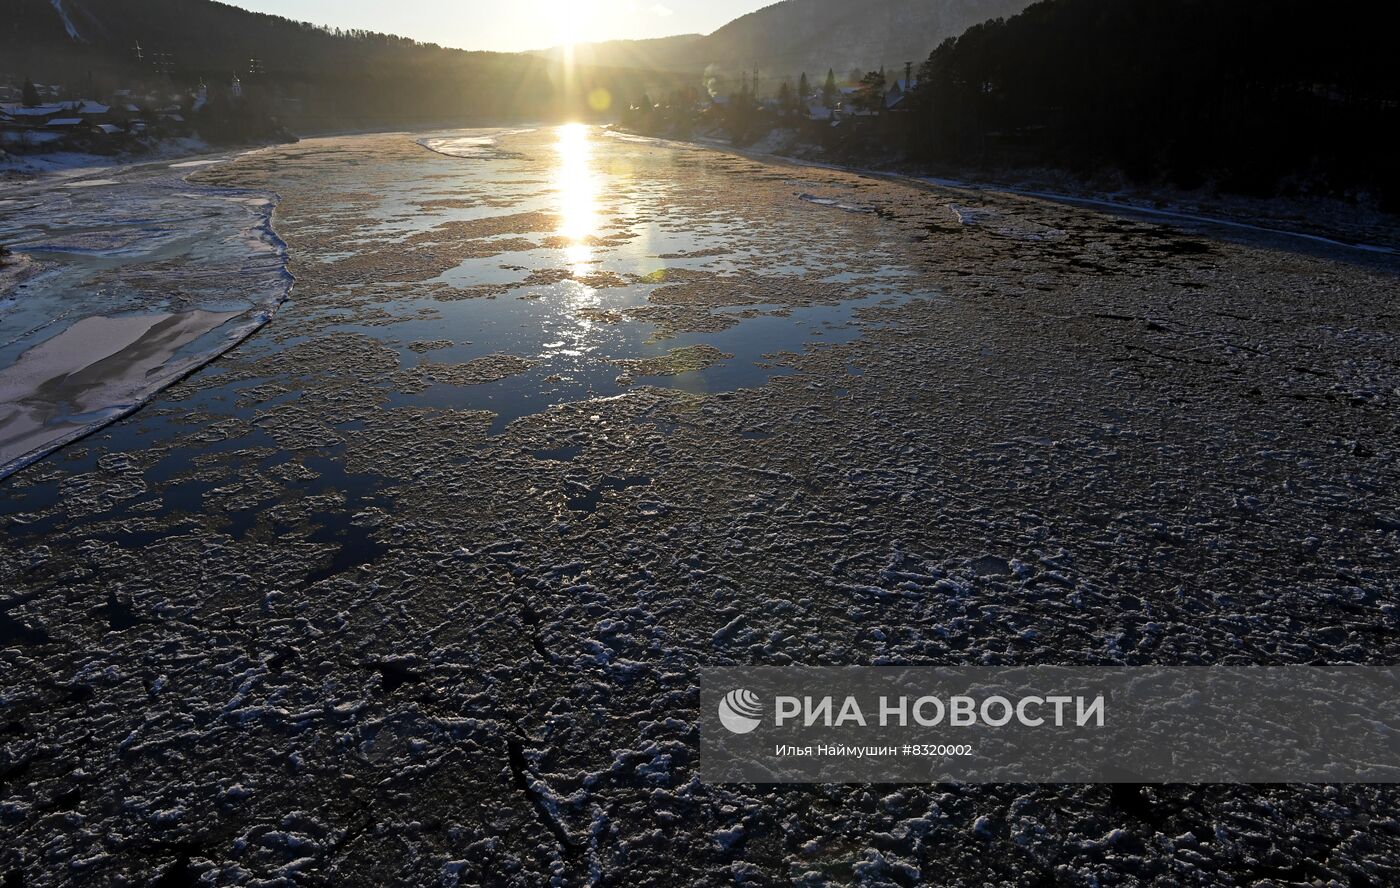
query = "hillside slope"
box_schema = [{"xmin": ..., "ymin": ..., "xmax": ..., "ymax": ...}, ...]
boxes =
[
  {"xmin": 2, "ymin": 0, "xmax": 690, "ymax": 127},
  {"xmin": 4, "ymin": 0, "xmax": 516, "ymax": 83},
  {"xmin": 543, "ymin": 0, "xmax": 1034, "ymax": 81},
  {"xmin": 908, "ymin": 0, "xmax": 1400, "ymax": 205},
  {"xmin": 700, "ymin": 0, "xmax": 1033, "ymax": 76}
]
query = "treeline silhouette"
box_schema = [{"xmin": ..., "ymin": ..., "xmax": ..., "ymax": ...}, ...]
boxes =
[
  {"xmin": 909, "ymin": 0, "xmax": 1400, "ymax": 208},
  {"xmin": 3, "ymin": 0, "xmax": 684, "ymax": 129}
]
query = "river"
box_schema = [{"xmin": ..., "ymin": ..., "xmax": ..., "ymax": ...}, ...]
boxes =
[{"xmin": 2, "ymin": 125, "xmax": 1398, "ymax": 885}]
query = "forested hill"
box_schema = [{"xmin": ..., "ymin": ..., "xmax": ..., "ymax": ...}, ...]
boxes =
[
  {"xmin": 545, "ymin": 0, "xmax": 1034, "ymax": 82},
  {"xmin": 1, "ymin": 0, "xmax": 685, "ymax": 126},
  {"xmin": 909, "ymin": 0, "xmax": 1400, "ymax": 207},
  {"xmin": 693, "ymin": 0, "xmax": 1033, "ymax": 78}
]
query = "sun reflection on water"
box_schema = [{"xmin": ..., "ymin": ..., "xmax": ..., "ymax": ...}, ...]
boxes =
[{"xmin": 552, "ymin": 123, "xmax": 601, "ymax": 277}]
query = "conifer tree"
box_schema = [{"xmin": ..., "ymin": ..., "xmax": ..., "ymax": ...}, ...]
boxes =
[{"xmin": 855, "ymin": 69, "xmax": 887, "ymax": 112}]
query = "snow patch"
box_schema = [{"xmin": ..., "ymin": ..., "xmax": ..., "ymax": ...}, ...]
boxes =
[
  {"xmin": 50, "ymin": 0, "xmax": 82, "ymax": 40},
  {"xmin": 417, "ymin": 128, "xmax": 534, "ymax": 159},
  {"xmin": 799, "ymin": 193, "xmax": 872, "ymax": 214}
]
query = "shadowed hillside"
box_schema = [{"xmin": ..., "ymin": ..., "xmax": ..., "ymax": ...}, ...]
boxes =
[
  {"xmin": 907, "ymin": 0, "xmax": 1400, "ymax": 206},
  {"xmin": 1, "ymin": 0, "xmax": 690, "ymax": 128}
]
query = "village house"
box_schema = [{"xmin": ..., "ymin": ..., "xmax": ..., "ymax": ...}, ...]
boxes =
[
  {"xmin": 0, "ymin": 82, "xmax": 192, "ymax": 154},
  {"xmin": 884, "ymin": 77, "xmax": 916, "ymax": 111}
]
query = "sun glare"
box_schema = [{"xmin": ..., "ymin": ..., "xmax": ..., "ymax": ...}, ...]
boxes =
[
  {"xmin": 553, "ymin": 123, "xmax": 601, "ymax": 275},
  {"xmin": 553, "ymin": 0, "xmax": 598, "ymax": 50}
]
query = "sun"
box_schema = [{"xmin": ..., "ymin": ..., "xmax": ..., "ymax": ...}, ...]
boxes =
[{"xmin": 552, "ymin": 0, "xmax": 599, "ymax": 50}]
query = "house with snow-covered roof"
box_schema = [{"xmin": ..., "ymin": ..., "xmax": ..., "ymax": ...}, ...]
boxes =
[
  {"xmin": 1, "ymin": 103, "xmax": 68, "ymax": 120},
  {"xmin": 885, "ymin": 78, "xmax": 916, "ymax": 110},
  {"xmin": 67, "ymin": 100, "xmax": 111, "ymax": 116}
]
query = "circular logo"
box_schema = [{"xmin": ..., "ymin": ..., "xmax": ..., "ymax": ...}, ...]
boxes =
[{"xmin": 718, "ymin": 688, "xmax": 763, "ymax": 734}]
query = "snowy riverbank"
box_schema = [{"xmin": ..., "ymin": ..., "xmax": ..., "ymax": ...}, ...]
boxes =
[
  {"xmin": 610, "ymin": 125, "xmax": 1400, "ymax": 258},
  {"xmin": 0, "ymin": 137, "xmax": 217, "ymax": 179}
]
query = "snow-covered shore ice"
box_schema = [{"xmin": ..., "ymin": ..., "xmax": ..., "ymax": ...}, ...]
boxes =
[{"xmin": 0, "ymin": 152, "xmax": 291, "ymax": 477}]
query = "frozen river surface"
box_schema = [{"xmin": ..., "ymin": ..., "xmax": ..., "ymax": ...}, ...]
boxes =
[{"xmin": 2, "ymin": 127, "xmax": 1400, "ymax": 885}]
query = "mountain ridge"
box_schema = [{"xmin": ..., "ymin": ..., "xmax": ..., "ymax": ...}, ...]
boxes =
[
  {"xmin": 3, "ymin": 0, "xmax": 1033, "ymax": 125},
  {"xmin": 536, "ymin": 0, "xmax": 1035, "ymax": 81}
]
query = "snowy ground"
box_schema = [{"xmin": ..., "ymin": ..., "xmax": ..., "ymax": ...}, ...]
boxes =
[
  {"xmin": 0, "ymin": 138, "xmax": 216, "ymax": 178},
  {"xmin": 638, "ymin": 125, "xmax": 1400, "ymax": 260},
  {"xmin": 2, "ymin": 127, "xmax": 1399, "ymax": 885}
]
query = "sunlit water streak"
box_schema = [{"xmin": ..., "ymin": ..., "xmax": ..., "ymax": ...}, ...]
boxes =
[
  {"xmin": 553, "ymin": 122, "xmax": 602, "ymax": 276},
  {"xmin": 392, "ymin": 125, "xmax": 934, "ymax": 430}
]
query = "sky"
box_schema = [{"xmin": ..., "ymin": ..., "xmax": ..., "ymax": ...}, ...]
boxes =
[{"xmin": 223, "ymin": 0, "xmax": 773, "ymax": 53}]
